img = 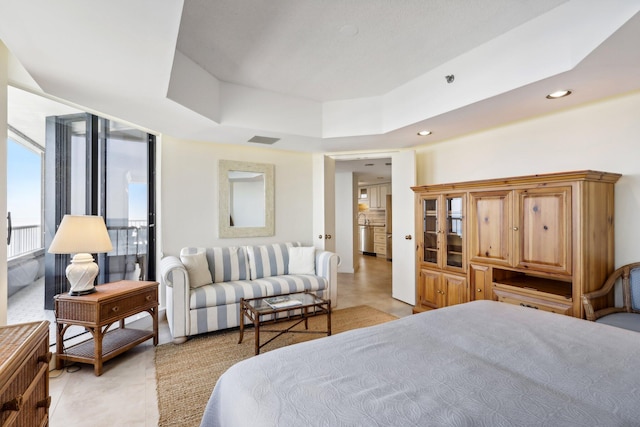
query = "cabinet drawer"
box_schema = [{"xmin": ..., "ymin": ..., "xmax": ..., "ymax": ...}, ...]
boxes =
[
  {"xmin": 374, "ymin": 243, "xmax": 386, "ymax": 255},
  {"xmin": 373, "ymin": 233, "xmax": 387, "ymax": 243},
  {"xmin": 493, "ymin": 287, "xmax": 572, "ymax": 315},
  {"xmin": 100, "ymin": 288, "xmax": 158, "ymax": 322}
]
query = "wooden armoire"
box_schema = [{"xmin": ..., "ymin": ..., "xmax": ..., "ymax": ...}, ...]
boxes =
[{"xmin": 412, "ymin": 170, "xmax": 621, "ymax": 319}]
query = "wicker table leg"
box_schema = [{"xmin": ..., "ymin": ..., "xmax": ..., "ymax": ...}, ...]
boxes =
[
  {"xmin": 152, "ymin": 306, "xmax": 158, "ymax": 346},
  {"xmin": 92, "ymin": 327, "xmax": 104, "ymax": 376},
  {"xmin": 55, "ymin": 323, "xmax": 65, "ymax": 370}
]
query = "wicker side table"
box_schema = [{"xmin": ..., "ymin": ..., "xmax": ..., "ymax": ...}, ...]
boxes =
[{"xmin": 54, "ymin": 280, "xmax": 158, "ymax": 376}]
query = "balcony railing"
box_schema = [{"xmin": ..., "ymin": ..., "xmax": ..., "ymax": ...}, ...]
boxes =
[
  {"xmin": 8, "ymin": 225, "xmax": 42, "ymax": 259},
  {"xmin": 8, "ymin": 220, "xmax": 148, "ymax": 259}
]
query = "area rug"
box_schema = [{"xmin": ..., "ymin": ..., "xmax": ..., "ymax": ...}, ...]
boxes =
[{"xmin": 154, "ymin": 305, "xmax": 398, "ymax": 427}]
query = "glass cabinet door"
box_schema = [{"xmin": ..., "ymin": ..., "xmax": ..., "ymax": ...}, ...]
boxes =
[
  {"xmin": 422, "ymin": 197, "xmax": 439, "ymax": 265},
  {"xmin": 444, "ymin": 196, "xmax": 464, "ymax": 269}
]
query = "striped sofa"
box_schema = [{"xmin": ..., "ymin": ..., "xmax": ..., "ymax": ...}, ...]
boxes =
[{"xmin": 160, "ymin": 242, "xmax": 339, "ymax": 343}]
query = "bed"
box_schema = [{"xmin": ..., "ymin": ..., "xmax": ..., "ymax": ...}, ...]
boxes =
[{"xmin": 200, "ymin": 300, "xmax": 640, "ymax": 426}]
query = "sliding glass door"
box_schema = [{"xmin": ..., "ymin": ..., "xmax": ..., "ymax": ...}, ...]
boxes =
[
  {"xmin": 44, "ymin": 114, "xmax": 155, "ymax": 309},
  {"xmin": 100, "ymin": 120, "xmax": 155, "ymax": 285}
]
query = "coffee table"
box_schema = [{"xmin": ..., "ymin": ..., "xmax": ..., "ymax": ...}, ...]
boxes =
[{"xmin": 239, "ymin": 291, "xmax": 331, "ymax": 355}]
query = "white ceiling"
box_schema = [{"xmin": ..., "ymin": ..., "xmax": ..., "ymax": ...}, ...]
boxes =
[
  {"xmin": 334, "ymin": 156, "xmax": 393, "ymax": 186},
  {"xmin": 1, "ymin": 0, "xmax": 639, "ymax": 165},
  {"xmin": 176, "ymin": 0, "xmax": 568, "ymax": 102}
]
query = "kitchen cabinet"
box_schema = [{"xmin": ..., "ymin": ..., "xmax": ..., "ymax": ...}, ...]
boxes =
[
  {"xmin": 369, "ymin": 186, "xmax": 379, "ymax": 208},
  {"xmin": 373, "ymin": 226, "xmax": 386, "ymax": 256},
  {"xmin": 378, "ymin": 184, "xmax": 390, "ymax": 209},
  {"xmin": 358, "ymin": 183, "xmax": 391, "ymax": 209},
  {"xmin": 413, "ymin": 170, "xmax": 620, "ymax": 318}
]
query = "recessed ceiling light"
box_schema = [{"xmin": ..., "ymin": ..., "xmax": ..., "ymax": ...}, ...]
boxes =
[
  {"xmin": 417, "ymin": 130, "xmax": 432, "ymax": 136},
  {"xmin": 546, "ymin": 90, "xmax": 572, "ymax": 99}
]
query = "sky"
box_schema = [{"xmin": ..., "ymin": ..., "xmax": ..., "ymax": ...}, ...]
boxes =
[
  {"xmin": 128, "ymin": 182, "xmax": 147, "ymax": 221},
  {"xmin": 7, "ymin": 137, "xmax": 148, "ymax": 228},
  {"xmin": 7, "ymin": 138, "xmax": 41, "ymax": 227}
]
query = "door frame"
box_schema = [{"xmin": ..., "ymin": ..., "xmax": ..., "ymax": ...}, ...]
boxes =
[
  {"xmin": 44, "ymin": 113, "xmax": 156, "ymax": 309},
  {"xmin": 44, "ymin": 113, "xmax": 93, "ymax": 308},
  {"xmin": 326, "ymin": 150, "xmax": 416, "ymax": 305}
]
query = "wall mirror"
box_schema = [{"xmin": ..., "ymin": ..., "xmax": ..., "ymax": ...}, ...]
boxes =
[{"xmin": 219, "ymin": 160, "xmax": 274, "ymax": 238}]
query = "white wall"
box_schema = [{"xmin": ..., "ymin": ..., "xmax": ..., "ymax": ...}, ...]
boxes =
[
  {"xmin": 160, "ymin": 137, "xmax": 314, "ymax": 256},
  {"xmin": 0, "ymin": 42, "xmax": 8, "ymax": 325},
  {"xmin": 415, "ymin": 90, "xmax": 640, "ymax": 267}
]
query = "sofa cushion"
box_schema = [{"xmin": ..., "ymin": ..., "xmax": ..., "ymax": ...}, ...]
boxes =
[
  {"xmin": 190, "ymin": 280, "xmax": 263, "ymax": 309},
  {"xmin": 247, "ymin": 242, "xmax": 300, "ymax": 280},
  {"xmin": 288, "ymin": 246, "xmax": 315, "ymax": 275},
  {"xmin": 254, "ymin": 274, "xmax": 328, "ymax": 297},
  {"xmin": 596, "ymin": 312, "xmax": 640, "ymax": 333},
  {"xmin": 179, "ymin": 248, "xmax": 213, "ymax": 288},
  {"xmin": 209, "ymin": 246, "xmax": 250, "ymax": 283}
]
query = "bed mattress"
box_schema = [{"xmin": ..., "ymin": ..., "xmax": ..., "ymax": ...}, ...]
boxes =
[{"xmin": 201, "ymin": 300, "xmax": 640, "ymax": 426}]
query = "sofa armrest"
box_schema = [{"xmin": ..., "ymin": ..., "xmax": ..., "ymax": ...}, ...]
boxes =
[
  {"xmin": 315, "ymin": 250, "xmax": 340, "ymax": 308},
  {"xmin": 159, "ymin": 256, "xmax": 190, "ymax": 343},
  {"xmin": 160, "ymin": 256, "xmax": 188, "ymax": 287}
]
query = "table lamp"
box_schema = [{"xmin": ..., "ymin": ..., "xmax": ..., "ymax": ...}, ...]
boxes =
[{"xmin": 48, "ymin": 215, "xmax": 113, "ymax": 295}]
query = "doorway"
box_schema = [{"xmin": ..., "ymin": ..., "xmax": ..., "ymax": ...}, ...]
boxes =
[
  {"xmin": 333, "ymin": 151, "xmax": 416, "ymax": 306},
  {"xmin": 334, "ymin": 156, "xmax": 393, "ymax": 295}
]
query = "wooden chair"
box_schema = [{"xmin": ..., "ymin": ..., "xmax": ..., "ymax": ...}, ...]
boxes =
[{"xmin": 582, "ymin": 262, "xmax": 640, "ymax": 332}]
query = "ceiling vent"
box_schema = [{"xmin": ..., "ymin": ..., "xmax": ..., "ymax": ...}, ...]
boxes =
[{"xmin": 248, "ymin": 135, "xmax": 280, "ymax": 145}]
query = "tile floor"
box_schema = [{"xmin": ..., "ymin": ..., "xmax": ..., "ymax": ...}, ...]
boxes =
[
  {"xmin": 11, "ymin": 254, "xmax": 412, "ymax": 426},
  {"xmin": 7, "ymin": 277, "xmax": 57, "ymax": 341}
]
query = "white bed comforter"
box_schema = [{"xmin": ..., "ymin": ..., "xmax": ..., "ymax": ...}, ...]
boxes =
[{"xmin": 201, "ymin": 300, "xmax": 640, "ymax": 426}]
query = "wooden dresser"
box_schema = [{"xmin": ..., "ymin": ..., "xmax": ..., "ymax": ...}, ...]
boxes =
[
  {"xmin": 0, "ymin": 321, "xmax": 51, "ymax": 427},
  {"xmin": 412, "ymin": 170, "xmax": 621, "ymax": 319}
]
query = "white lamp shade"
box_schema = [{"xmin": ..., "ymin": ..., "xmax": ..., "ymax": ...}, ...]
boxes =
[{"xmin": 48, "ymin": 215, "xmax": 113, "ymax": 254}]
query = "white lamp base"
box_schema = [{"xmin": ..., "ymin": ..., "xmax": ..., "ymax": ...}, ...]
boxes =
[{"xmin": 66, "ymin": 253, "xmax": 100, "ymax": 296}]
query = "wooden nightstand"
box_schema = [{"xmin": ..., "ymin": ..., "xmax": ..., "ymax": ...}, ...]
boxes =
[{"xmin": 54, "ymin": 280, "xmax": 158, "ymax": 376}]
